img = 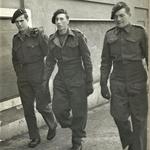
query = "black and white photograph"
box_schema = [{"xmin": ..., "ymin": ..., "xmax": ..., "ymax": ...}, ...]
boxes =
[{"xmin": 0, "ymin": 0, "xmax": 150, "ymax": 150}]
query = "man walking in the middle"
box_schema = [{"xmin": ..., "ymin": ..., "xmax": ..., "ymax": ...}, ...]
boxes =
[{"xmin": 43, "ymin": 9, "xmax": 93, "ymax": 150}]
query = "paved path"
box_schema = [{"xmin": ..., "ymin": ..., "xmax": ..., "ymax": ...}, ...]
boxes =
[{"xmin": 0, "ymin": 103, "xmax": 122, "ymax": 150}]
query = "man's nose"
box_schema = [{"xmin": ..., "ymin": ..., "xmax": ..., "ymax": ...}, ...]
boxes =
[
  {"xmin": 57, "ymin": 19, "xmax": 61, "ymax": 24},
  {"xmin": 117, "ymin": 16, "xmax": 121, "ymax": 21},
  {"xmin": 18, "ymin": 21, "xmax": 22, "ymax": 26}
]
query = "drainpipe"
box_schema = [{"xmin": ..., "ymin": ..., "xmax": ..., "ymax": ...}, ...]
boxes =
[{"xmin": 20, "ymin": 0, "xmax": 25, "ymax": 9}]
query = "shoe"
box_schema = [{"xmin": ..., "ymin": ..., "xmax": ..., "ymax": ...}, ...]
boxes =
[
  {"xmin": 123, "ymin": 145, "xmax": 133, "ymax": 150},
  {"xmin": 47, "ymin": 126, "xmax": 56, "ymax": 140},
  {"xmin": 70, "ymin": 144, "xmax": 82, "ymax": 150},
  {"xmin": 128, "ymin": 145, "xmax": 133, "ymax": 150},
  {"xmin": 123, "ymin": 145, "xmax": 129, "ymax": 150},
  {"xmin": 28, "ymin": 138, "xmax": 40, "ymax": 148}
]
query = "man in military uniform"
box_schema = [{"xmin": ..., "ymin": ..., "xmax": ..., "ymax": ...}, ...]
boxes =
[
  {"xmin": 100, "ymin": 2, "xmax": 148, "ymax": 150},
  {"xmin": 43, "ymin": 9, "xmax": 93, "ymax": 150},
  {"xmin": 11, "ymin": 9, "xmax": 57, "ymax": 148}
]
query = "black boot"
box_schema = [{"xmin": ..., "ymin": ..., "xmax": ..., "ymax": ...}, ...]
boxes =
[
  {"xmin": 47, "ymin": 124, "xmax": 57, "ymax": 140},
  {"xmin": 70, "ymin": 144, "xmax": 82, "ymax": 150},
  {"xmin": 28, "ymin": 138, "xmax": 41, "ymax": 148}
]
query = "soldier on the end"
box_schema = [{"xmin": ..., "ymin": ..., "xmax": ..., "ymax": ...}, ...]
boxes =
[
  {"xmin": 100, "ymin": 2, "xmax": 148, "ymax": 150},
  {"xmin": 11, "ymin": 9, "xmax": 57, "ymax": 148}
]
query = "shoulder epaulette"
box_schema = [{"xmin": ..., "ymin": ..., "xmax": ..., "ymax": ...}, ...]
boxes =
[
  {"xmin": 72, "ymin": 28, "xmax": 81, "ymax": 33},
  {"xmin": 132, "ymin": 24, "xmax": 144, "ymax": 29},
  {"xmin": 30, "ymin": 27, "xmax": 44, "ymax": 37},
  {"xmin": 132, "ymin": 24, "xmax": 145, "ymax": 30},
  {"xmin": 13, "ymin": 33, "xmax": 18, "ymax": 38},
  {"xmin": 106, "ymin": 26, "xmax": 116, "ymax": 33},
  {"xmin": 72, "ymin": 28, "xmax": 87, "ymax": 42},
  {"xmin": 30, "ymin": 27, "xmax": 40, "ymax": 37},
  {"xmin": 30, "ymin": 28, "xmax": 39, "ymax": 36},
  {"xmin": 49, "ymin": 33, "xmax": 55, "ymax": 40},
  {"xmin": 72, "ymin": 28, "xmax": 84, "ymax": 36}
]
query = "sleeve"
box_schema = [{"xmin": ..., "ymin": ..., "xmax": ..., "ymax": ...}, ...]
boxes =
[
  {"xmin": 39, "ymin": 31, "xmax": 49, "ymax": 57},
  {"xmin": 43, "ymin": 39, "xmax": 56, "ymax": 81},
  {"xmin": 100, "ymin": 33, "xmax": 112, "ymax": 86},
  {"xmin": 140, "ymin": 28, "xmax": 148, "ymax": 67},
  {"xmin": 78, "ymin": 33, "xmax": 93, "ymax": 83},
  {"xmin": 12, "ymin": 37, "xmax": 19, "ymax": 74}
]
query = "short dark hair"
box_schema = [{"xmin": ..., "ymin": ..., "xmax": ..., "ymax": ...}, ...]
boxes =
[
  {"xmin": 52, "ymin": 9, "xmax": 69, "ymax": 24},
  {"xmin": 111, "ymin": 2, "xmax": 130, "ymax": 19}
]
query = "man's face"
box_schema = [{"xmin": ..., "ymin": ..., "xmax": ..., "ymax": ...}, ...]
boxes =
[
  {"xmin": 114, "ymin": 8, "xmax": 130, "ymax": 28},
  {"xmin": 55, "ymin": 13, "xmax": 69, "ymax": 32},
  {"xmin": 15, "ymin": 14, "xmax": 29, "ymax": 32}
]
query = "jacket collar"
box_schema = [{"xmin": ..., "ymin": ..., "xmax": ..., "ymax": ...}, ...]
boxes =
[
  {"xmin": 17, "ymin": 27, "xmax": 31, "ymax": 40},
  {"xmin": 116, "ymin": 24, "xmax": 132, "ymax": 34},
  {"xmin": 50, "ymin": 28, "xmax": 75, "ymax": 40},
  {"xmin": 50, "ymin": 28, "xmax": 75, "ymax": 47}
]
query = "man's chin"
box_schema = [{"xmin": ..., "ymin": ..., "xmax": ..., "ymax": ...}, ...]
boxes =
[
  {"xmin": 19, "ymin": 28, "xmax": 26, "ymax": 32},
  {"xmin": 117, "ymin": 24, "xmax": 125, "ymax": 28},
  {"xmin": 18, "ymin": 28, "xmax": 23, "ymax": 31}
]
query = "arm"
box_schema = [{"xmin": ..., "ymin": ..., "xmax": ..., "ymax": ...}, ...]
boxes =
[
  {"xmin": 140, "ymin": 29, "xmax": 148, "ymax": 68},
  {"xmin": 43, "ymin": 39, "xmax": 56, "ymax": 82},
  {"xmin": 78, "ymin": 33, "xmax": 93, "ymax": 83},
  {"xmin": 31, "ymin": 27, "xmax": 49, "ymax": 57},
  {"xmin": 100, "ymin": 34, "xmax": 112, "ymax": 86},
  {"xmin": 12, "ymin": 37, "xmax": 19, "ymax": 74},
  {"xmin": 100, "ymin": 34, "xmax": 112, "ymax": 99},
  {"xmin": 39, "ymin": 31, "xmax": 49, "ymax": 57},
  {"xmin": 78, "ymin": 33, "xmax": 93, "ymax": 96}
]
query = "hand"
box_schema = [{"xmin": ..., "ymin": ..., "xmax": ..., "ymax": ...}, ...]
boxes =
[
  {"xmin": 101, "ymin": 85, "xmax": 111, "ymax": 100},
  {"xmin": 86, "ymin": 82, "xmax": 94, "ymax": 96}
]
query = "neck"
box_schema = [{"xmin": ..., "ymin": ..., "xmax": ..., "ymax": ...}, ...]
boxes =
[
  {"xmin": 118, "ymin": 22, "xmax": 130, "ymax": 29},
  {"xmin": 19, "ymin": 27, "xmax": 29, "ymax": 34},
  {"xmin": 58, "ymin": 28, "xmax": 68, "ymax": 35}
]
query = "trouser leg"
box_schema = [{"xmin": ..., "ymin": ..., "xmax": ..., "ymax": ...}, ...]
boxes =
[
  {"xmin": 70, "ymin": 84, "xmax": 87, "ymax": 146},
  {"xmin": 52, "ymin": 80, "xmax": 87, "ymax": 146},
  {"xmin": 52, "ymin": 82, "xmax": 71, "ymax": 128},
  {"xmin": 110, "ymin": 80, "xmax": 132, "ymax": 148},
  {"xmin": 128, "ymin": 81, "xmax": 148, "ymax": 150},
  {"xmin": 18, "ymin": 81, "xmax": 40, "ymax": 139},
  {"xmin": 31, "ymin": 81, "xmax": 57, "ymax": 130},
  {"xmin": 71, "ymin": 115, "xmax": 87, "ymax": 145},
  {"xmin": 114, "ymin": 118, "xmax": 133, "ymax": 149},
  {"xmin": 131, "ymin": 115, "xmax": 147, "ymax": 150}
]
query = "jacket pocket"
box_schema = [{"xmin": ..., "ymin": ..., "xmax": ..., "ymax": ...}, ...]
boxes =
[
  {"xmin": 125, "ymin": 37, "xmax": 141, "ymax": 56},
  {"xmin": 26, "ymin": 42, "xmax": 41, "ymax": 57},
  {"xmin": 66, "ymin": 37, "xmax": 79, "ymax": 48},
  {"xmin": 107, "ymin": 36, "xmax": 118, "ymax": 44},
  {"xmin": 129, "ymin": 82, "xmax": 147, "ymax": 95}
]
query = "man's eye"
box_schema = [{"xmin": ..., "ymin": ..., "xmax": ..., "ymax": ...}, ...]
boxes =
[
  {"xmin": 120, "ymin": 14, "xmax": 124, "ymax": 17},
  {"xmin": 16, "ymin": 20, "xmax": 23, "ymax": 23}
]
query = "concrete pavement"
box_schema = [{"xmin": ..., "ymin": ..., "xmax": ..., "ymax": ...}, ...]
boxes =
[{"xmin": 0, "ymin": 103, "xmax": 122, "ymax": 150}]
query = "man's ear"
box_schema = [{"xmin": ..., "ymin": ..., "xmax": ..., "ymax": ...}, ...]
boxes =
[
  {"xmin": 67, "ymin": 19, "xmax": 70, "ymax": 25},
  {"xmin": 27, "ymin": 17, "xmax": 29, "ymax": 22},
  {"xmin": 128, "ymin": 12, "xmax": 131, "ymax": 17}
]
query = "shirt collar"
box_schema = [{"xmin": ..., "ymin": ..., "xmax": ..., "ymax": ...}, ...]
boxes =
[
  {"xmin": 51, "ymin": 28, "xmax": 75, "ymax": 40},
  {"xmin": 116, "ymin": 24, "xmax": 132, "ymax": 34},
  {"xmin": 123, "ymin": 24, "xmax": 132, "ymax": 33},
  {"xmin": 17, "ymin": 27, "xmax": 31, "ymax": 39}
]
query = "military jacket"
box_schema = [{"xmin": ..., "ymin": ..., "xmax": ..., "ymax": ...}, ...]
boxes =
[
  {"xmin": 44, "ymin": 28, "xmax": 93, "ymax": 84},
  {"xmin": 12, "ymin": 27, "xmax": 48, "ymax": 81},
  {"xmin": 100, "ymin": 24, "xmax": 148, "ymax": 85}
]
